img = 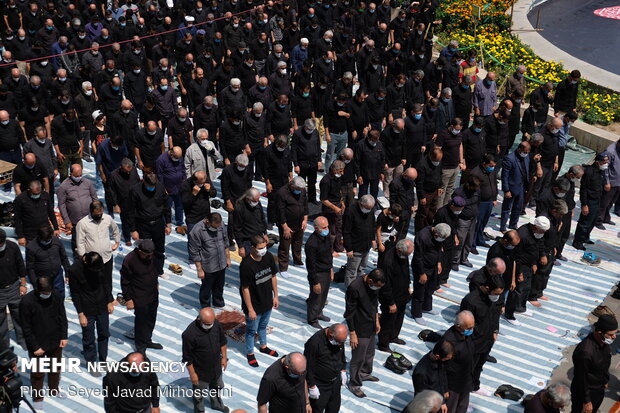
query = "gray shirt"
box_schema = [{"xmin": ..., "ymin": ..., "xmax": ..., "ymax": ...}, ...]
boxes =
[
  {"xmin": 188, "ymin": 220, "xmax": 229, "ymax": 273},
  {"xmin": 57, "ymin": 177, "xmax": 98, "ymax": 224},
  {"xmin": 23, "ymin": 138, "xmax": 57, "ymax": 178},
  {"xmin": 473, "ymin": 79, "xmax": 497, "ymax": 116}
]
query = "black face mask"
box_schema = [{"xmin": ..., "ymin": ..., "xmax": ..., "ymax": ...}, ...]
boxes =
[{"xmin": 92, "ymin": 214, "xmax": 103, "ymax": 222}]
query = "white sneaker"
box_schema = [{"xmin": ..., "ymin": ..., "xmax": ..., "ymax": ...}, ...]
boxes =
[
  {"xmin": 189, "ymin": 263, "xmax": 196, "ymax": 270},
  {"xmin": 466, "ymin": 406, "xmax": 474, "ymax": 413},
  {"xmin": 33, "ymin": 401, "xmax": 44, "ymax": 411},
  {"xmin": 522, "ymin": 309, "xmax": 534, "ymax": 317},
  {"xmin": 159, "ymin": 272, "xmax": 170, "ymax": 280},
  {"xmin": 56, "ymin": 391, "xmax": 68, "ymax": 400},
  {"xmin": 504, "ymin": 317, "xmax": 521, "ymax": 326},
  {"xmin": 279, "ymin": 271, "xmax": 289, "ymax": 279}
]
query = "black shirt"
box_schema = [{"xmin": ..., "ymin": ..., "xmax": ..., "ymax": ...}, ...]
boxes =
[
  {"xmin": 239, "ymin": 252, "xmax": 278, "ymax": 315},
  {"xmin": 443, "ymin": 325, "xmax": 476, "ymax": 393},
  {"xmin": 291, "ymin": 128, "xmax": 321, "ymax": 168},
  {"xmin": 127, "ymin": 182, "xmax": 172, "ymax": 231},
  {"xmin": 470, "ymin": 165, "xmax": 498, "ymax": 202},
  {"xmin": 487, "ymin": 241, "xmax": 518, "ymax": 287},
  {"xmin": 276, "ymin": 186, "xmax": 308, "ymax": 230},
  {"xmin": 379, "ymin": 247, "xmax": 411, "ymax": 307},
  {"xmin": 539, "ymin": 127, "xmax": 559, "ymax": 169},
  {"xmin": 433, "ymin": 205, "xmax": 458, "ymax": 249},
  {"xmin": 579, "ymin": 164, "xmax": 604, "ymax": 208},
  {"xmin": 0, "ymin": 119, "xmax": 24, "ymax": 151},
  {"xmin": 25, "ymin": 237, "xmax": 70, "ymax": 285},
  {"xmin": 416, "ymin": 156, "xmax": 442, "ymax": 199},
  {"xmin": 435, "ymin": 129, "xmax": 462, "ymax": 169},
  {"xmin": 182, "ymin": 319, "xmax": 227, "ymax": 382},
  {"xmin": 304, "ymin": 329, "xmax": 346, "ymax": 387},
  {"xmin": 0, "ymin": 241, "xmax": 25, "ymax": 287},
  {"xmin": 219, "ymin": 165, "xmax": 253, "ymax": 202},
  {"xmin": 571, "ymin": 333, "xmax": 612, "ymax": 399},
  {"xmin": 12, "ymin": 162, "xmax": 48, "ymax": 191},
  {"xmin": 304, "ymin": 232, "xmax": 333, "ymax": 285},
  {"xmin": 181, "ymin": 177, "xmax": 214, "ymax": 225},
  {"xmin": 461, "ymin": 127, "xmax": 486, "ymax": 169},
  {"xmin": 459, "ymin": 288, "xmax": 501, "ymax": 353},
  {"xmin": 344, "ymin": 276, "xmax": 379, "ymax": 338},
  {"xmin": 103, "ymin": 359, "xmax": 160, "ymax": 411},
  {"xmin": 68, "ymin": 259, "xmax": 114, "ymax": 316},
  {"xmin": 13, "ymin": 191, "xmax": 59, "ymax": 239},
  {"xmin": 20, "ymin": 290, "xmax": 68, "ymax": 353},
  {"xmin": 51, "ymin": 116, "xmax": 82, "ymax": 153},
  {"xmin": 389, "ymin": 175, "xmax": 416, "ymax": 219},
  {"xmin": 233, "ymin": 199, "xmax": 267, "ymax": 243},
  {"xmin": 319, "ymin": 173, "xmax": 343, "ymax": 209},
  {"xmin": 412, "ymin": 352, "xmax": 448, "ymax": 396},
  {"xmin": 120, "ymin": 249, "xmax": 159, "ymax": 306},
  {"xmin": 343, "ymin": 202, "xmax": 376, "ymax": 252},
  {"xmin": 134, "ymin": 128, "xmax": 165, "ymax": 167},
  {"xmin": 107, "ymin": 167, "xmax": 141, "ymax": 209},
  {"xmin": 516, "ymin": 224, "xmax": 544, "ymax": 268},
  {"xmin": 412, "ymin": 226, "xmax": 443, "ymax": 276},
  {"xmin": 354, "ymin": 138, "xmax": 386, "ymax": 180},
  {"xmin": 257, "ymin": 358, "xmax": 307, "ymax": 413},
  {"xmin": 524, "ymin": 390, "xmax": 559, "ymax": 413},
  {"xmin": 262, "ymin": 145, "xmax": 293, "ymax": 186},
  {"xmin": 380, "ymin": 127, "xmax": 407, "ymax": 167}
]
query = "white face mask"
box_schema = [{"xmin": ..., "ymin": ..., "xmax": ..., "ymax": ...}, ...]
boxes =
[
  {"xmin": 276, "ymin": 146, "xmax": 285, "ymax": 152},
  {"xmin": 334, "ymin": 173, "xmax": 342, "ymax": 178},
  {"xmin": 147, "ymin": 130, "xmax": 157, "ymax": 136},
  {"xmin": 431, "ymin": 161, "xmax": 441, "ymax": 166},
  {"xmin": 519, "ymin": 151, "xmax": 528, "ymax": 158},
  {"xmin": 237, "ymin": 166, "xmax": 246, "ymax": 172},
  {"xmin": 360, "ymin": 207, "xmax": 372, "ymax": 214},
  {"xmin": 85, "ymin": 90, "xmax": 93, "ymax": 96},
  {"xmin": 201, "ymin": 323, "xmax": 214, "ymax": 330},
  {"xmin": 249, "ymin": 201, "xmax": 259, "ymax": 207},
  {"xmin": 36, "ymin": 138, "xmax": 47, "ymax": 144},
  {"xmin": 452, "ymin": 209, "xmax": 462, "ymax": 215},
  {"xmin": 435, "ymin": 237, "xmax": 445, "ymax": 243},
  {"xmin": 599, "ymin": 163, "xmax": 609, "ymax": 170},
  {"xmin": 344, "ymin": 159, "xmax": 351, "ymax": 164},
  {"xmin": 555, "ymin": 192, "xmax": 566, "ymax": 198},
  {"xmin": 488, "ymin": 294, "xmax": 500, "ymax": 302},
  {"xmin": 369, "ymin": 284, "xmax": 381, "ymax": 291},
  {"xmin": 533, "ymin": 232, "xmax": 545, "ymax": 239},
  {"xmin": 256, "ymin": 247, "xmax": 267, "ymax": 256},
  {"xmin": 604, "ymin": 337, "xmax": 614, "ymax": 345}
]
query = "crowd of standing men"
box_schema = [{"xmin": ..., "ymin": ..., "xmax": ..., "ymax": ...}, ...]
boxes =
[{"xmin": 0, "ymin": 0, "xmax": 618, "ymax": 412}]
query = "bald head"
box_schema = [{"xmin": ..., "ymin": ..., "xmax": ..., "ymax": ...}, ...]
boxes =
[
  {"xmin": 403, "ymin": 167, "xmax": 418, "ymax": 181},
  {"xmin": 70, "ymin": 164, "xmax": 83, "ymax": 177},
  {"xmin": 198, "ymin": 307, "xmax": 215, "ymax": 324},
  {"xmin": 284, "ymin": 352, "xmax": 306, "ymax": 376},
  {"xmin": 327, "ymin": 323, "xmax": 348, "ymax": 344},
  {"xmin": 0, "ymin": 111, "xmax": 9, "ymax": 122},
  {"xmin": 314, "ymin": 216, "xmax": 329, "ymax": 234},
  {"xmin": 170, "ymin": 146, "xmax": 183, "ymax": 159},
  {"xmin": 486, "ymin": 257, "xmax": 506, "ymax": 276},
  {"xmin": 121, "ymin": 99, "xmax": 132, "ymax": 110},
  {"xmin": 126, "ymin": 352, "xmax": 145, "ymax": 373},
  {"xmin": 24, "ymin": 153, "xmax": 37, "ymax": 167},
  {"xmin": 193, "ymin": 170, "xmax": 207, "ymax": 185}
]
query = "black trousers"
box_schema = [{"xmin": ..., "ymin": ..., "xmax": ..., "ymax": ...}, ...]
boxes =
[
  {"xmin": 557, "ymin": 210, "xmax": 573, "ymax": 256},
  {"xmin": 306, "ymin": 272, "xmax": 330, "ymax": 324},
  {"xmin": 103, "ymin": 180, "xmax": 115, "ymax": 217},
  {"xmin": 136, "ymin": 217, "xmax": 166, "ymax": 275},
  {"xmin": 378, "ymin": 302, "xmax": 406, "ymax": 348},
  {"xmin": 311, "ymin": 379, "xmax": 341, "ymax": 413},
  {"xmin": 438, "ymin": 247, "xmax": 456, "ymax": 285},
  {"xmin": 574, "ymin": 200, "xmax": 601, "ymax": 245},
  {"xmin": 299, "ymin": 165, "xmax": 318, "ymax": 202},
  {"xmin": 570, "ymin": 387, "xmax": 605, "ymax": 413},
  {"xmin": 596, "ymin": 186, "xmax": 620, "ymax": 226},
  {"xmin": 505, "ymin": 266, "xmax": 533, "ymax": 318},
  {"xmin": 446, "ymin": 389, "xmax": 470, "ymax": 413},
  {"xmin": 553, "ymin": 147, "xmax": 566, "ymax": 181},
  {"xmin": 529, "ymin": 252, "xmax": 553, "ymax": 301},
  {"xmin": 134, "ymin": 298, "xmax": 159, "ymax": 354},
  {"xmin": 267, "ymin": 182, "xmax": 285, "ymax": 224},
  {"xmin": 473, "ymin": 342, "xmax": 493, "ymax": 390},
  {"xmin": 411, "ymin": 272, "xmax": 436, "ymax": 318}
]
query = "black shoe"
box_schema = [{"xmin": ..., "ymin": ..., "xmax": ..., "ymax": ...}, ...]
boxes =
[
  {"xmin": 486, "ymin": 355, "xmax": 497, "ymax": 363},
  {"xmin": 584, "ymin": 240, "xmax": 595, "ymax": 244},
  {"xmin": 604, "ymin": 220, "xmax": 616, "ymax": 225},
  {"xmin": 362, "ymin": 375, "xmax": 380, "ymax": 382},
  {"xmin": 471, "ymin": 248, "xmax": 479, "ymax": 255},
  {"xmin": 384, "ymin": 355, "xmax": 407, "ymax": 374},
  {"xmin": 461, "ymin": 260, "xmax": 473, "ymax": 268},
  {"xmin": 309, "ymin": 322, "xmax": 322, "ymax": 329},
  {"xmin": 572, "ymin": 243, "xmax": 586, "ymax": 251},
  {"xmin": 267, "ymin": 223, "xmax": 274, "ymax": 231},
  {"xmin": 318, "ymin": 314, "xmax": 331, "ymax": 322},
  {"xmin": 391, "ymin": 338, "xmax": 406, "ymax": 345},
  {"xmin": 147, "ymin": 342, "xmax": 163, "ymax": 350},
  {"xmin": 347, "ymin": 384, "xmax": 366, "ymax": 398},
  {"xmin": 595, "ymin": 224, "xmax": 606, "ymax": 230},
  {"xmin": 478, "ymin": 242, "xmax": 491, "ymax": 248},
  {"xmin": 557, "ymin": 255, "xmax": 568, "ymax": 262},
  {"xmin": 451, "ymin": 264, "xmax": 459, "ymax": 272},
  {"xmin": 377, "ymin": 345, "xmax": 392, "ymax": 353},
  {"xmin": 612, "ymin": 289, "xmax": 620, "ymax": 299}
]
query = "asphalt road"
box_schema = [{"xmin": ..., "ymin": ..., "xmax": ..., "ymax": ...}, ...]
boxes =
[{"xmin": 528, "ymin": 0, "xmax": 620, "ymax": 76}]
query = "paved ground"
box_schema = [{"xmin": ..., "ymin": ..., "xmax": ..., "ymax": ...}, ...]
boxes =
[
  {"xmin": 1, "ymin": 143, "xmax": 619, "ymax": 412},
  {"xmin": 529, "ymin": 0, "xmax": 620, "ymax": 76}
]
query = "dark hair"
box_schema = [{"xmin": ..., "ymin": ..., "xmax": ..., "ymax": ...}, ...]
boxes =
[
  {"xmin": 566, "ymin": 111, "xmax": 578, "ymax": 121},
  {"xmin": 570, "ymin": 70, "xmax": 581, "ymax": 79},
  {"xmin": 449, "ymin": 118, "xmax": 463, "ymax": 127},
  {"xmin": 36, "ymin": 275, "xmax": 53, "ymax": 293},
  {"xmin": 484, "ymin": 274, "xmax": 505, "ymax": 291},
  {"xmin": 83, "ymin": 251, "xmax": 104, "ymax": 270},
  {"xmin": 250, "ymin": 234, "xmax": 265, "ymax": 247},
  {"xmin": 90, "ymin": 200, "xmax": 104, "ymax": 212},
  {"xmin": 38, "ymin": 225, "xmax": 54, "ymax": 241},
  {"xmin": 207, "ymin": 212, "xmax": 222, "ymax": 225},
  {"xmin": 433, "ymin": 340, "xmax": 455, "ymax": 358},
  {"xmin": 367, "ymin": 268, "xmax": 385, "ymax": 284},
  {"xmin": 482, "ymin": 153, "xmax": 496, "ymax": 164},
  {"xmin": 389, "ymin": 203, "xmax": 403, "ymax": 216},
  {"xmin": 143, "ymin": 172, "xmax": 158, "ymax": 186},
  {"xmin": 472, "ymin": 116, "xmax": 484, "ymax": 127}
]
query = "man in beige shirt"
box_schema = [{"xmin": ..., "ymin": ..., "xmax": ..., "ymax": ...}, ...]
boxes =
[{"xmin": 75, "ymin": 200, "xmax": 121, "ymax": 286}]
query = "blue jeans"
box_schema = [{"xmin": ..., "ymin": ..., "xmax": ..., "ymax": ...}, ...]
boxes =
[
  {"xmin": 475, "ymin": 201, "xmax": 494, "ymax": 245},
  {"xmin": 500, "ymin": 190, "xmax": 524, "ymax": 231},
  {"xmin": 245, "ymin": 309, "xmax": 271, "ymax": 355},
  {"xmin": 167, "ymin": 193, "xmax": 185, "ymax": 226},
  {"xmin": 325, "ymin": 131, "xmax": 348, "ymax": 171},
  {"xmin": 82, "ymin": 313, "xmax": 110, "ymax": 362}
]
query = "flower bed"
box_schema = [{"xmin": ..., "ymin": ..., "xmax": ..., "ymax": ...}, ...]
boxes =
[{"xmin": 435, "ymin": 0, "xmax": 620, "ymax": 126}]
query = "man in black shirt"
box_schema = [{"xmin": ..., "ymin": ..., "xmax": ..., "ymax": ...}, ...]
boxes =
[
  {"xmin": 487, "ymin": 230, "xmax": 521, "ymax": 325},
  {"xmin": 51, "ymin": 109, "xmax": 83, "ymax": 182},
  {"xmin": 344, "ymin": 269, "xmax": 385, "ymax": 398},
  {"xmin": 461, "ymin": 116, "xmax": 486, "ymax": 182},
  {"xmin": 571, "ymin": 314, "xmax": 617, "ymax": 413},
  {"xmin": 292, "ymin": 119, "xmax": 322, "ymax": 204},
  {"xmin": 263, "ymin": 135, "xmax": 293, "ymax": 227},
  {"xmin": 20, "ymin": 275, "xmax": 68, "ymax": 408},
  {"xmin": 127, "ymin": 173, "xmax": 172, "ymax": 277},
  {"xmin": 219, "ymin": 154, "xmax": 252, "ymax": 249},
  {"xmin": 135, "ymin": 121, "xmax": 165, "ymax": 170},
  {"xmin": 257, "ymin": 352, "xmax": 309, "ymax": 413},
  {"xmin": 240, "ymin": 235, "xmax": 280, "ymax": 367},
  {"xmin": 525, "ymin": 383, "xmax": 571, "ymax": 413},
  {"xmin": 389, "ymin": 167, "xmax": 418, "ymax": 240},
  {"xmin": 320, "ymin": 160, "xmax": 345, "ymax": 253},
  {"xmin": 108, "ymin": 158, "xmax": 141, "ymax": 245},
  {"xmin": 378, "ymin": 240, "xmax": 413, "ymax": 351},
  {"xmin": 0, "ymin": 229, "xmax": 27, "ymax": 350},
  {"xmin": 433, "ymin": 197, "xmax": 465, "ymax": 287},
  {"xmin": 459, "ymin": 275, "xmax": 505, "ymax": 392},
  {"xmin": 573, "ymin": 154, "xmax": 608, "ymax": 250},
  {"xmin": 233, "ymin": 188, "xmax": 268, "ymax": 258},
  {"xmin": 324, "ymin": 93, "xmax": 351, "ymax": 171},
  {"xmin": 120, "ymin": 240, "xmax": 163, "ymax": 353},
  {"xmin": 12, "ymin": 153, "xmax": 49, "ymax": 195},
  {"xmin": 68, "ymin": 252, "xmax": 114, "ymax": 372},
  {"xmin": 14, "ymin": 180, "xmax": 59, "ymax": 245},
  {"xmin": 305, "ymin": 217, "xmax": 334, "ymax": 328},
  {"xmin": 415, "ymin": 148, "xmax": 444, "ymax": 232},
  {"xmin": 412, "ymin": 340, "xmax": 454, "ymax": 403},
  {"xmin": 304, "ymin": 324, "xmax": 348, "ymax": 413},
  {"xmin": 343, "ymin": 195, "xmax": 376, "ymax": 287},
  {"xmin": 442, "ymin": 311, "xmax": 477, "ymax": 413},
  {"xmin": 182, "ymin": 307, "xmax": 229, "ymax": 413},
  {"xmin": 103, "ymin": 352, "xmax": 160, "ymax": 413},
  {"xmin": 556, "ymin": 165, "xmax": 584, "ymax": 260},
  {"xmin": 0, "ymin": 110, "xmax": 24, "ymax": 190},
  {"xmin": 276, "ymin": 177, "xmax": 308, "ymax": 278},
  {"xmin": 355, "ymin": 130, "xmax": 386, "ymax": 200},
  {"xmin": 411, "ymin": 223, "xmax": 451, "ymax": 325}
]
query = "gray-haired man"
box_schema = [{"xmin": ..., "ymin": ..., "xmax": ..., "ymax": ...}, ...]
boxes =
[
  {"xmin": 343, "ymin": 195, "xmax": 376, "ymax": 287},
  {"xmin": 276, "ymin": 177, "xmax": 309, "ymax": 278}
]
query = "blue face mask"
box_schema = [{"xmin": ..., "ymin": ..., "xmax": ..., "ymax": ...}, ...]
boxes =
[
  {"xmin": 376, "ymin": 96, "xmax": 384, "ymax": 101},
  {"xmin": 279, "ymin": 103, "xmax": 286, "ymax": 109},
  {"xmin": 288, "ymin": 373, "xmax": 299, "ymax": 379},
  {"xmin": 414, "ymin": 113, "xmax": 422, "ymax": 120},
  {"xmin": 485, "ymin": 166, "xmax": 495, "ymax": 173},
  {"xmin": 144, "ymin": 185, "xmax": 156, "ymax": 192},
  {"xmin": 302, "ymin": 92, "xmax": 310, "ymax": 98},
  {"xmin": 473, "ymin": 127, "xmax": 482, "ymax": 133},
  {"xmin": 337, "ymin": 102, "xmax": 344, "ymax": 107},
  {"xmin": 292, "ymin": 189, "xmax": 301, "ymax": 195},
  {"xmin": 461, "ymin": 84, "xmax": 470, "ymax": 90},
  {"xmin": 484, "ymin": 79, "xmax": 495, "ymax": 87},
  {"xmin": 129, "ymin": 371, "xmax": 140, "ymax": 377},
  {"xmin": 320, "ymin": 229, "xmax": 329, "ymax": 237},
  {"xmin": 112, "ymin": 86, "xmax": 120, "ymax": 91},
  {"xmin": 463, "ymin": 329, "xmax": 474, "ymax": 336},
  {"xmin": 30, "ymin": 193, "xmax": 41, "ymax": 199},
  {"xmin": 160, "ymin": 85, "xmax": 168, "ymax": 91}
]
